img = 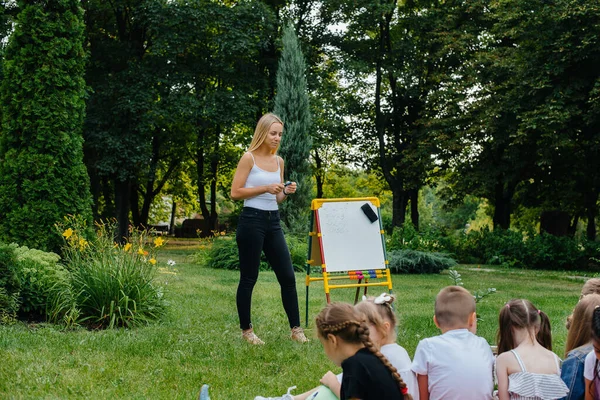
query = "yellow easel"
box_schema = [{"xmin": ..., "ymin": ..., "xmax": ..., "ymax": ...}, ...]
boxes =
[{"xmin": 305, "ymin": 197, "xmax": 393, "ymax": 325}]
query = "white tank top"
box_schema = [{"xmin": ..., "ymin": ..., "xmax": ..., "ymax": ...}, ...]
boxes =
[{"xmin": 243, "ymin": 152, "xmax": 280, "ymax": 211}]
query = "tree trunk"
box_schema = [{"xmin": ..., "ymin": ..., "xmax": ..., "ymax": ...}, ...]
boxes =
[
  {"xmin": 101, "ymin": 176, "xmax": 115, "ymax": 220},
  {"xmin": 314, "ymin": 149, "xmax": 324, "ymax": 199},
  {"xmin": 409, "ymin": 188, "xmax": 419, "ymax": 230},
  {"xmin": 584, "ymin": 189, "xmax": 598, "ymax": 241},
  {"xmin": 540, "ymin": 210, "xmax": 571, "ymax": 236},
  {"xmin": 569, "ymin": 213, "xmax": 580, "ymax": 237},
  {"xmin": 115, "ymin": 178, "xmax": 131, "ymax": 243},
  {"xmin": 138, "ymin": 134, "xmax": 161, "ymax": 228},
  {"xmin": 209, "ymin": 125, "xmax": 220, "ymax": 233},
  {"xmin": 493, "ymin": 181, "xmax": 513, "ymax": 230},
  {"xmin": 391, "ymin": 187, "xmax": 408, "ymax": 228},
  {"xmin": 169, "ymin": 199, "xmax": 176, "ymax": 236},
  {"xmin": 88, "ymin": 167, "xmax": 101, "ymax": 220},
  {"xmin": 587, "ymin": 210, "xmax": 597, "ymax": 241},
  {"xmin": 130, "ymin": 180, "xmax": 141, "ymax": 228},
  {"xmin": 197, "ymin": 128, "xmax": 209, "ymax": 220}
]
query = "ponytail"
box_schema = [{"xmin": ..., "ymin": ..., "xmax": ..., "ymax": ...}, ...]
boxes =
[
  {"xmin": 536, "ymin": 311, "xmax": 552, "ymax": 351},
  {"xmin": 497, "ymin": 299, "xmax": 552, "ymax": 353},
  {"xmin": 356, "ymin": 321, "xmax": 413, "ymax": 400}
]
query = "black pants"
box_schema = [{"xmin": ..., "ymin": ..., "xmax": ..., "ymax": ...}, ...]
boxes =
[{"xmin": 236, "ymin": 207, "xmax": 300, "ymax": 330}]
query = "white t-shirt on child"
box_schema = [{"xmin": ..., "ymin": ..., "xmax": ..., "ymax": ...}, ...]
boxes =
[
  {"xmin": 584, "ymin": 350, "xmax": 599, "ymax": 381},
  {"xmin": 411, "ymin": 328, "xmax": 494, "ymax": 400}
]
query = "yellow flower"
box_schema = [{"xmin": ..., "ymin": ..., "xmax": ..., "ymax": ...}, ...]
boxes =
[
  {"xmin": 79, "ymin": 238, "xmax": 88, "ymax": 249},
  {"xmin": 149, "ymin": 258, "xmax": 157, "ymax": 265},
  {"xmin": 138, "ymin": 248, "xmax": 145, "ymax": 255},
  {"xmin": 124, "ymin": 243, "xmax": 132, "ymax": 252},
  {"xmin": 220, "ymin": 231, "xmax": 226, "ymax": 236},
  {"xmin": 62, "ymin": 228, "xmax": 74, "ymax": 239},
  {"xmin": 153, "ymin": 237, "xmax": 164, "ymax": 248}
]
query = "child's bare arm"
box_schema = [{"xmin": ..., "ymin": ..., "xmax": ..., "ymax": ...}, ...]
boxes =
[
  {"xmin": 417, "ymin": 374, "xmax": 429, "ymax": 400},
  {"xmin": 496, "ymin": 354, "xmax": 510, "ymax": 400},
  {"xmin": 586, "ymin": 378, "xmax": 595, "ymax": 400},
  {"xmin": 320, "ymin": 371, "xmax": 341, "ymax": 398}
]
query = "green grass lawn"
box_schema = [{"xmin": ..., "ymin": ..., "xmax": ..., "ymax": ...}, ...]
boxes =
[{"xmin": 0, "ymin": 244, "xmax": 591, "ymax": 399}]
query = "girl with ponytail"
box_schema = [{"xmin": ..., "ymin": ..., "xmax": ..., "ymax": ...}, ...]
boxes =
[
  {"xmin": 495, "ymin": 299, "xmax": 568, "ymax": 400},
  {"xmin": 315, "ymin": 302, "xmax": 411, "ymax": 400}
]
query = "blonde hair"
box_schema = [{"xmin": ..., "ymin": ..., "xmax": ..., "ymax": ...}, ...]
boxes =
[
  {"xmin": 566, "ymin": 279, "xmax": 600, "ymax": 330},
  {"xmin": 315, "ymin": 302, "xmax": 412, "ymax": 400},
  {"xmin": 247, "ymin": 113, "xmax": 283, "ymax": 154},
  {"xmin": 355, "ymin": 294, "xmax": 398, "ymax": 342},
  {"xmin": 581, "ymin": 278, "xmax": 600, "ymax": 298},
  {"xmin": 435, "ymin": 286, "xmax": 475, "ymax": 329},
  {"xmin": 565, "ymin": 294, "xmax": 600, "ymax": 355}
]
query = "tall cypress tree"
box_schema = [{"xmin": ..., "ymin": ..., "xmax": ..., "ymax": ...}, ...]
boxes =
[
  {"xmin": 0, "ymin": 0, "xmax": 92, "ymax": 251},
  {"xmin": 274, "ymin": 24, "xmax": 312, "ymax": 232}
]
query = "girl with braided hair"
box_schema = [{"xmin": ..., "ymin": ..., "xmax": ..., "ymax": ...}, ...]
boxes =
[
  {"xmin": 315, "ymin": 301, "xmax": 411, "ymax": 400},
  {"xmin": 254, "ymin": 294, "xmax": 414, "ymax": 400}
]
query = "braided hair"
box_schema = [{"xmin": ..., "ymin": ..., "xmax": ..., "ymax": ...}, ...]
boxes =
[{"xmin": 315, "ymin": 302, "xmax": 413, "ymax": 400}]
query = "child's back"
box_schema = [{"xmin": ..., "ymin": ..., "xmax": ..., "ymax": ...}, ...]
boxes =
[
  {"xmin": 341, "ymin": 347, "xmax": 404, "ymax": 400},
  {"xmin": 411, "ymin": 286, "xmax": 494, "ymax": 400},
  {"xmin": 412, "ymin": 328, "xmax": 494, "ymax": 399},
  {"xmin": 499, "ymin": 347, "xmax": 565, "ymax": 399},
  {"xmin": 495, "ymin": 299, "xmax": 568, "ymax": 400}
]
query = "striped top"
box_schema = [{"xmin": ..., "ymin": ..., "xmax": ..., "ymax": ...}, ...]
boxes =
[{"xmin": 507, "ymin": 349, "xmax": 569, "ymax": 400}]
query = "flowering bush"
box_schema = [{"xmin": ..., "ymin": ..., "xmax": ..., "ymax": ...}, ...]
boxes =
[{"xmin": 57, "ymin": 217, "xmax": 167, "ymax": 329}]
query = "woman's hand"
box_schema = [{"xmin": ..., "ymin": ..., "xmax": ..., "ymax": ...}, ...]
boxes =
[
  {"xmin": 283, "ymin": 181, "xmax": 297, "ymax": 195},
  {"xmin": 265, "ymin": 183, "xmax": 284, "ymax": 195}
]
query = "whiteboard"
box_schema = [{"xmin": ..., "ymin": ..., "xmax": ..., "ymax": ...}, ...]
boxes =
[{"xmin": 316, "ymin": 200, "xmax": 386, "ymax": 272}]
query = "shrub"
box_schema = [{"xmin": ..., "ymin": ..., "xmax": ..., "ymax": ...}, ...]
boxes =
[
  {"xmin": 524, "ymin": 233, "xmax": 584, "ymax": 270},
  {"xmin": 0, "ymin": 243, "xmax": 20, "ymax": 323},
  {"xmin": 442, "ymin": 227, "xmax": 597, "ymax": 271},
  {"xmin": 12, "ymin": 244, "xmax": 69, "ymax": 319},
  {"xmin": 386, "ymin": 223, "xmax": 442, "ymax": 252},
  {"xmin": 387, "ymin": 249, "xmax": 457, "ymax": 274},
  {"xmin": 59, "ymin": 219, "xmax": 167, "ymax": 329},
  {"xmin": 204, "ymin": 235, "xmax": 307, "ymax": 272}
]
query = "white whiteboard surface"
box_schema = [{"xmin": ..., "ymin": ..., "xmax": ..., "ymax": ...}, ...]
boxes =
[{"xmin": 317, "ymin": 200, "xmax": 386, "ymax": 272}]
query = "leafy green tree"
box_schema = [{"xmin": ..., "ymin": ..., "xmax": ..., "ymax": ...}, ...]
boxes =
[
  {"xmin": 274, "ymin": 23, "xmax": 313, "ymax": 231},
  {"xmin": 441, "ymin": 0, "xmax": 600, "ymax": 237},
  {"xmin": 0, "ymin": 0, "xmax": 92, "ymax": 251}
]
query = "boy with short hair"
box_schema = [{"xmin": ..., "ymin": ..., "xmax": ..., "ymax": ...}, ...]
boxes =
[{"xmin": 411, "ymin": 286, "xmax": 494, "ymax": 400}]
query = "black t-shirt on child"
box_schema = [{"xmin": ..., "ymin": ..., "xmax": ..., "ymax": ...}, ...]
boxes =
[{"xmin": 340, "ymin": 347, "xmax": 403, "ymax": 400}]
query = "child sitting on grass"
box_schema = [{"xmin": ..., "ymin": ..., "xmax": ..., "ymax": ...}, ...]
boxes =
[
  {"xmin": 314, "ymin": 301, "xmax": 411, "ymax": 399},
  {"xmin": 254, "ymin": 293, "xmax": 417, "ymax": 400},
  {"xmin": 561, "ymin": 294, "xmax": 600, "ymax": 400},
  {"xmin": 495, "ymin": 299, "xmax": 568, "ymax": 400},
  {"xmin": 411, "ymin": 285, "xmax": 494, "ymax": 400}
]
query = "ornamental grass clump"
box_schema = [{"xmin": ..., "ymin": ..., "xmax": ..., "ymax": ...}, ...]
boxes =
[{"xmin": 58, "ymin": 217, "xmax": 167, "ymax": 329}]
